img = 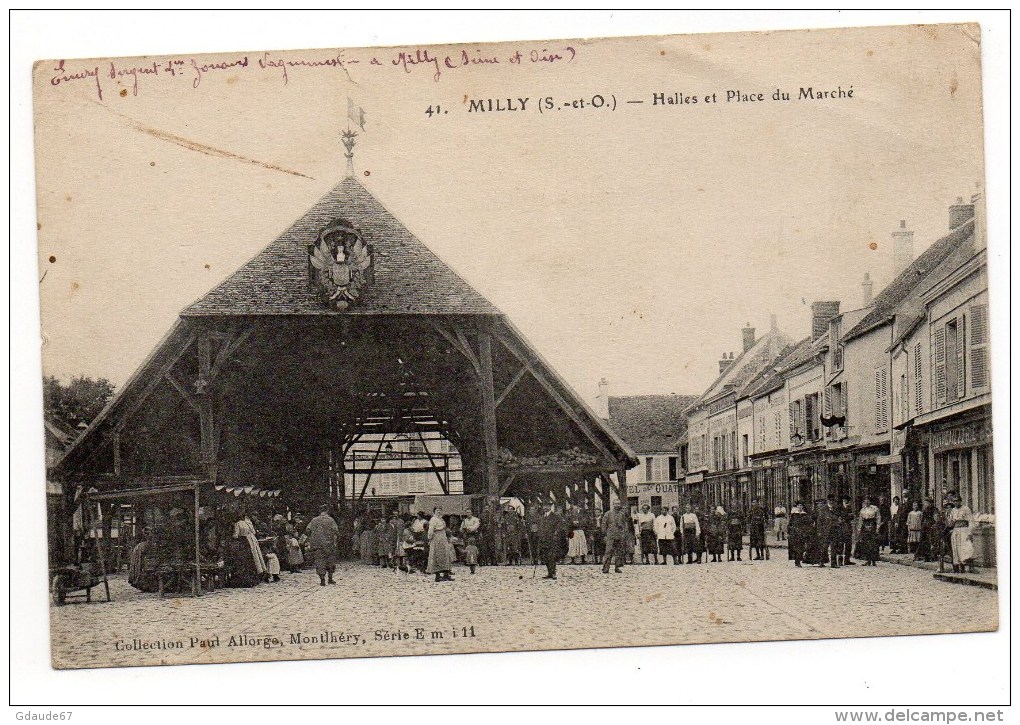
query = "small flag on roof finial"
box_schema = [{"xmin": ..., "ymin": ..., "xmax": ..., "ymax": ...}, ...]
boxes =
[
  {"xmin": 348, "ymin": 98, "xmax": 366, "ymax": 131},
  {"xmin": 342, "ymin": 98, "xmax": 366, "ymax": 176}
]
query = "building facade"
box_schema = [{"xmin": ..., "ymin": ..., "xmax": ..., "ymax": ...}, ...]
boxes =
[
  {"xmin": 606, "ymin": 394, "xmax": 696, "ymax": 510},
  {"xmin": 680, "ymin": 196, "xmax": 992, "ymax": 520},
  {"xmin": 684, "ymin": 323, "xmax": 793, "ymax": 511},
  {"xmin": 908, "ymin": 201, "xmax": 992, "ymax": 515},
  {"xmin": 342, "ymin": 433, "xmax": 464, "ymax": 508}
]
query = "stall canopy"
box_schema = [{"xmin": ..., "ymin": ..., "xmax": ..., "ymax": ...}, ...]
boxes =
[{"xmin": 53, "ymin": 151, "xmax": 637, "ymax": 537}]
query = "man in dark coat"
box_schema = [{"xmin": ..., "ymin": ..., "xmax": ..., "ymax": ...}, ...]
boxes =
[
  {"xmin": 535, "ymin": 502, "xmax": 566, "ymax": 580},
  {"xmin": 815, "ymin": 496, "xmax": 840, "ymax": 568},
  {"xmin": 306, "ymin": 505, "xmax": 340, "ymax": 586},
  {"xmin": 787, "ymin": 502, "xmax": 811, "ymax": 567},
  {"xmin": 878, "ymin": 495, "xmax": 893, "ymax": 553},
  {"xmin": 601, "ymin": 500, "xmax": 630, "ymax": 573},
  {"xmin": 839, "ymin": 496, "xmax": 857, "ymax": 565},
  {"xmin": 917, "ymin": 499, "xmax": 937, "ymax": 562},
  {"xmin": 748, "ymin": 498, "xmax": 768, "ymax": 560}
]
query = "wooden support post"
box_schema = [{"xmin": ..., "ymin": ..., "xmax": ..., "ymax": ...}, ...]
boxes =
[
  {"xmin": 338, "ymin": 442, "xmax": 346, "ymax": 509},
  {"xmin": 112, "ymin": 428, "xmax": 122, "ymax": 477},
  {"xmin": 598, "ymin": 475, "xmax": 609, "ymax": 512},
  {"xmin": 94, "ymin": 500, "xmax": 111, "ymax": 602},
  {"xmin": 196, "ymin": 332, "xmax": 219, "ymax": 483},
  {"xmin": 193, "ymin": 483, "xmax": 202, "ymax": 597},
  {"xmin": 478, "ymin": 328, "xmax": 502, "ymax": 556}
]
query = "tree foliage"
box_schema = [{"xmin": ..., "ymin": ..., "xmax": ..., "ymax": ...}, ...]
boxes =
[{"xmin": 43, "ymin": 375, "xmax": 116, "ymax": 429}]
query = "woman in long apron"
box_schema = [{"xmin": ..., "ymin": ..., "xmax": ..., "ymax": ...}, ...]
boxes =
[
  {"xmin": 856, "ymin": 498, "xmax": 881, "ymax": 565},
  {"xmin": 948, "ymin": 493, "xmax": 976, "ymax": 573},
  {"xmin": 426, "ymin": 507, "xmax": 454, "ymax": 582},
  {"xmin": 234, "ymin": 511, "xmax": 268, "ymax": 578}
]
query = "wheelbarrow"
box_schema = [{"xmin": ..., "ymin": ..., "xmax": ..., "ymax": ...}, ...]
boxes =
[{"xmin": 50, "ymin": 562, "xmax": 111, "ymax": 606}]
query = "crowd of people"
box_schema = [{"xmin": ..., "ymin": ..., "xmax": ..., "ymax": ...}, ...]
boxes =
[
  {"xmin": 125, "ymin": 488, "xmax": 980, "ymax": 593},
  {"xmin": 779, "ymin": 491, "xmax": 978, "ymax": 573}
]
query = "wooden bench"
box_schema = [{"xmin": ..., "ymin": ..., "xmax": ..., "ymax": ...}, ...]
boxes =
[{"xmin": 155, "ymin": 562, "xmax": 224, "ymax": 597}]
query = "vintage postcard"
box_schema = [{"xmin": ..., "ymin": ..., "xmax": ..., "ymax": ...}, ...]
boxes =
[{"xmin": 35, "ymin": 23, "xmax": 998, "ymax": 671}]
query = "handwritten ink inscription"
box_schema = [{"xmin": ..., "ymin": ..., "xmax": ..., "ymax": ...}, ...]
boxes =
[{"xmin": 45, "ymin": 45, "xmax": 577, "ymax": 100}]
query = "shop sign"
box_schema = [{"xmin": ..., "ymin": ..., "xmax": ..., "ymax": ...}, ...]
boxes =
[
  {"xmin": 685, "ymin": 472, "xmax": 704, "ymax": 484},
  {"xmin": 854, "ymin": 452, "xmax": 880, "ymax": 467},
  {"xmin": 633, "ymin": 482, "xmax": 680, "ymax": 494},
  {"xmin": 931, "ymin": 421, "xmax": 992, "ymax": 453}
]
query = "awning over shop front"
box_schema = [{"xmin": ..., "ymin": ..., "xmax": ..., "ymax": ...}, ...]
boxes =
[{"xmin": 412, "ymin": 494, "xmax": 483, "ymax": 516}]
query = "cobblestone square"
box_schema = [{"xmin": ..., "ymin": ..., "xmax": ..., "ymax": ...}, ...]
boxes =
[{"xmin": 50, "ymin": 557, "xmax": 998, "ymax": 669}]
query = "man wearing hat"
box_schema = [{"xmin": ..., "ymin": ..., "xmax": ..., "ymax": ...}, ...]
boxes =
[
  {"xmin": 535, "ymin": 501, "xmax": 566, "ymax": 580},
  {"xmin": 305, "ymin": 505, "xmax": 340, "ymax": 586},
  {"xmin": 839, "ymin": 496, "xmax": 857, "ymax": 565},
  {"xmin": 787, "ymin": 501, "xmax": 810, "ymax": 567},
  {"xmin": 815, "ymin": 495, "xmax": 841, "ymax": 568},
  {"xmin": 601, "ymin": 500, "xmax": 630, "ymax": 573}
]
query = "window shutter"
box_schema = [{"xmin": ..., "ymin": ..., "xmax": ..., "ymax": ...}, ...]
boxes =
[
  {"xmin": 842, "ymin": 382, "xmax": 848, "ymax": 421},
  {"xmin": 789, "ymin": 401, "xmax": 797, "ymax": 440},
  {"xmin": 914, "ymin": 342, "xmax": 923, "ymax": 414},
  {"xmin": 881, "ymin": 371, "xmax": 888, "ymax": 430},
  {"xmin": 956, "ymin": 317, "xmax": 966, "ymax": 398},
  {"xmin": 823, "ymin": 385, "xmax": 832, "ymax": 417},
  {"xmin": 805, "ymin": 395, "xmax": 814, "ymax": 439},
  {"xmin": 970, "ymin": 304, "xmax": 990, "ymax": 390},
  {"xmin": 874, "ymin": 369, "xmax": 888, "ymax": 432},
  {"xmin": 934, "ymin": 327, "xmax": 947, "ymax": 404}
]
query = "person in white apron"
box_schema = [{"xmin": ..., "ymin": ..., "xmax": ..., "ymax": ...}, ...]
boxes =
[{"xmin": 948, "ymin": 493, "xmax": 976, "ymax": 572}]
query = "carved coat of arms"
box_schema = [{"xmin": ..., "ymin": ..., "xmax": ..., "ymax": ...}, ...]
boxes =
[{"xmin": 308, "ymin": 218, "xmax": 374, "ymax": 310}]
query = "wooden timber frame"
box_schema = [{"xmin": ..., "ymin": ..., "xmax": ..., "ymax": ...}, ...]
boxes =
[
  {"xmin": 55, "ymin": 314, "xmax": 637, "ymax": 570},
  {"xmin": 53, "ymin": 174, "xmax": 637, "ymax": 559}
]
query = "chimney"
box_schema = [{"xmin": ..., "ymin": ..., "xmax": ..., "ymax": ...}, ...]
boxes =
[
  {"xmin": 949, "ymin": 196, "xmax": 975, "ymax": 230},
  {"xmin": 972, "ymin": 192, "xmax": 986, "ymax": 250},
  {"xmin": 719, "ymin": 352, "xmax": 733, "ymax": 375},
  {"xmin": 596, "ymin": 378, "xmax": 610, "ymax": 419},
  {"xmin": 811, "ymin": 301, "xmax": 841, "ymax": 340},
  {"xmin": 861, "ymin": 272, "xmax": 874, "ymax": 306},
  {"xmin": 892, "ymin": 219, "xmax": 914, "ymax": 277},
  {"xmin": 741, "ymin": 322, "xmax": 756, "ymax": 353},
  {"xmin": 770, "ymin": 313, "xmax": 778, "ymax": 331}
]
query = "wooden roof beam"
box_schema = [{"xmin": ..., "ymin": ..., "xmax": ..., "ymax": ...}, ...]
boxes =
[{"xmin": 495, "ymin": 329, "xmax": 621, "ymax": 470}]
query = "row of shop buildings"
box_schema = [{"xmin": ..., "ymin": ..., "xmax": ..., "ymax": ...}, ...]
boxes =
[{"xmin": 608, "ymin": 194, "xmax": 993, "ymax": 519}]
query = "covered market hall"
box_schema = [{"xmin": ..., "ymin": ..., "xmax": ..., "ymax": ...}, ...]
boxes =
[{"xmin": 52, "ymin": 151, "xmax": 637, "ymax": 596}]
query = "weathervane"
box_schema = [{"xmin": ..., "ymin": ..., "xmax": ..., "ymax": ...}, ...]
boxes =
[{"xmin": 343, "ymin": 98, "xmax": 367, "ymax": 176}]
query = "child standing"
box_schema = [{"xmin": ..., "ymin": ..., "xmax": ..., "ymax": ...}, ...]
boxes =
[
  {"xmin": 285, "ymin": 523, "xmax": 304, "ymax": 572},
  {"xmin": 395, "ymin": 518, "xmax": 415, "ymax": 573},
  {"xmin": 463, "ymin": 539, "xmax": 479, "ymax": 574},
  {"xmin": 906, "ymin": 501, "xmax": 923, "ymax": 555},
  {"xmin": 263, "ymin": 544, "xmax": 281, "ymax": 582}
]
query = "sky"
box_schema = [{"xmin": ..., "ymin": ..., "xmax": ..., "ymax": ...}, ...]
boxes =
[{"xmin": 31, "ymin": 21, "xmax": 986, "ymax": 409}]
